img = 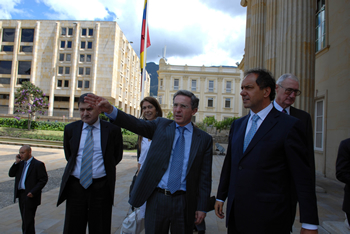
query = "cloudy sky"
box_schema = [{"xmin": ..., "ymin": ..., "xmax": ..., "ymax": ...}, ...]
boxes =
[{"xmin": 1, "ymin": 0, "xmax": 247, "ymax": 66}]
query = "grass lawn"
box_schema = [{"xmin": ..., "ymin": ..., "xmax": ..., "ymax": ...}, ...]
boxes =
[{"xmin": 0, "ymin": 127, "xmax": 137, "ymax": 153}]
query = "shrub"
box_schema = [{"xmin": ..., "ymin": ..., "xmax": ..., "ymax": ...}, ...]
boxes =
[{"xmin": 122, "ymin": 134, "xmax": 138, "ymax": 149}]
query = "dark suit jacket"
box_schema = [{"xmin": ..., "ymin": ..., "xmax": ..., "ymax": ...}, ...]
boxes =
[
  {"xmin": 9, "ymin": 157, "xmax": 48, "ymax": 207},
  {"xmin": 336, "ymin": 138, "xmax": 350, "ymax": 213},
  {"xmin": 57, "ymin": 119, "xmax": 123, "ymax": 206},
  {"xmin": 113, "ymin": 110, "xmax": 213, "ymax": 228},
  {"xmin": 217, "ymin": 107, "xmax": 318, "ymax": 232}
]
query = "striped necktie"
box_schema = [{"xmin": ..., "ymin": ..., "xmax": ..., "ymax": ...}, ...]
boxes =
[
  {"xmin": 80, "ymin": 125, "xmax": 94, "ymax": 189},
  {"xmin": 168, "ymin": 127, "xmax": 185, "ymax": 194}
]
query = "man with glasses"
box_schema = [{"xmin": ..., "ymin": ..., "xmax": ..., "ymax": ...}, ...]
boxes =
[{"xmin": 274, "ymin": 73, "xmax": 316, "ymax": 231}]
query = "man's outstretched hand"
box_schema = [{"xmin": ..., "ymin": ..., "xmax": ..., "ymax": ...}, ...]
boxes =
[{"xmin": 84, "ymin": 94, "xmax": 114, "ymax": 114}]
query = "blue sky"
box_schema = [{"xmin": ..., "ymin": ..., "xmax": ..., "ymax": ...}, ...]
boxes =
[{"xmin": 1, "ymin": 0, "xmax": 246, "ymax": 66}]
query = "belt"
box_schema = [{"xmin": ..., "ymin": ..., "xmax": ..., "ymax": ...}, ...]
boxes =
[
  {"xmin": 156, "ymin": 188, "xmax": 186, "ymax": 196},
  {"xmin": 70, "ymin": 175, "xmax": 107, "ymax": 182}
]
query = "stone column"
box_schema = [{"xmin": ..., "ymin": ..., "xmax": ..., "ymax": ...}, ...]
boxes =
[
  {"xmin": 30, "ymin": 21, "xmax": 40, "ymax": 84},
  {"xmin": 69, "ymin": 22, "xmax": 80, "ymax": 118},
  {"xmin": 275, "ymin": 0, "xmax": 316, "ymax": 113},
  {"xmin": 91, "ymin": 23, "xmax": 100, "ymax": 94},
  {"xmin": 241, "ymin": 0, "xmax": 266, "ymax": 71},
  {"xmin": 48, "ymin": 22, "xmax": 60, "ymax": 117},
  {"xmin": 264, "ymin": 0, "xmax": 278, "ymax": 75}
]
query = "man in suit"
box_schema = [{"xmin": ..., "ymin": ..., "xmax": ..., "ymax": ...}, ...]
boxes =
[
  {"xmin": 274, "ymin": 73, "xmax": 316, "ymax": 230},
  {"xmin": 336, "ymin": 138, "xmax": 350, "ymax": 229},
  {"xmin": 214, "ymin": 68, "xmax": 319, "ymax": 233},
  {"xmin": 85, "ymin": 90, "xmax": 212, "ymax": 234},
  {"xmin": 9, "ymin": 145, "xmax": 48, "ymax": 234},
  {"xmin": 57, "ymin": 93, "xmax": 123, "ymax": 234}
]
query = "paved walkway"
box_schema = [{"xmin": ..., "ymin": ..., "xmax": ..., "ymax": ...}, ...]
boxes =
[{"xmin": 0, "ymin": 144, "xmax": 347, "ymax": 233}]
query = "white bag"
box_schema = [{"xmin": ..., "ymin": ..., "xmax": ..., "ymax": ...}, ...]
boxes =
[{"xmin": 120, "ymin": 207, "xmax": 145, "ymax": 234}]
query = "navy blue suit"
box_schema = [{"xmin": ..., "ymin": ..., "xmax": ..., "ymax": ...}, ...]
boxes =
[{"xmin": 217, "ymin": 107, "xmax": 318, "ymax": 233}]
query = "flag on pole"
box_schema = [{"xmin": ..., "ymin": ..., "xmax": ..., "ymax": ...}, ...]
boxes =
[{"xmin": 140, "ymin": 0, "xmax": 151, "ymax": 70}]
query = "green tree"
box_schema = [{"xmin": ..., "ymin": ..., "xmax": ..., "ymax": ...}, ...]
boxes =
[
  {"xmin": 14, "ymin": 81, "xmax": 49, "ymax": 130},
  {"xmin": 166, "ymin": 111, "xmax": 174, "ymax": 120}
]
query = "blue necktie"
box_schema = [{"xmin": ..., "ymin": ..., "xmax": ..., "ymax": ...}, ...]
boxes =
[
  {"xmin": 80, "ymin": 125, "xmax": 94, "ymax": 189},
  {"xmin": 243, "ymin": 114, "xmax": 260, "ymax": 152},
  {"xmin": 168, "ymin": 127, "xmax": 185, "ymax": 194},
  {"xmin": 18, "ymin": 161, "xmax": 28, "ymax": 190}
]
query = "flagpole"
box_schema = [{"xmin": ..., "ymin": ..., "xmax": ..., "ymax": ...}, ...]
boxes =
[{"xmin": 141, "ymin": 0, "xmax": 149, "ymax": 100}]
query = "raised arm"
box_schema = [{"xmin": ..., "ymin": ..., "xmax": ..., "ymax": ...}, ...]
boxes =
[{"xmin": 84, "ymin": 93, "xmax": 114, "ymax": 114}]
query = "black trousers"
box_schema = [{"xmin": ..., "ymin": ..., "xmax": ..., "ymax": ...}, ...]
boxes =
[
  {"xmin": 145, "ymin": 189, "xmax": 190, "ymax": 234},
  {"xmin": 18, "ymin": 190, "xmax": 37, "ymax": 234},
  {"xmin": 63, "ymin": 176, "xmax": 112, "ymax": 234}
]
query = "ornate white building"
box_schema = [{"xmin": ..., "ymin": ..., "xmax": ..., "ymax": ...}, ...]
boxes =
[
  {"xmin": 157, "ymin": 58, "xmax": 243, "ymax": 122},
  {"xmin": 0, "ymin": 20, "xmax": 150, "ymax": 119}
]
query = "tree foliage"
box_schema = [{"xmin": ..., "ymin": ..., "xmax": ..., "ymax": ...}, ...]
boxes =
[{"xmin": 14, "ymin": 81, "xmax": 49, "ymax": 130}]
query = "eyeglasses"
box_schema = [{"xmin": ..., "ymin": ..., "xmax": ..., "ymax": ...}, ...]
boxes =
[
  {"xmin": 278, "ymin": 85, "xmax": 301, "ymax": 96},
  {"xmin": 173, "ymin": 103, "xmax": 190, "ymax": 109}
]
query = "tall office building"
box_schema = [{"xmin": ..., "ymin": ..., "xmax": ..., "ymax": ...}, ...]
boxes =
[{"xmin": 0, "ymin": 20, "xmax": 150, "ymax": 118}]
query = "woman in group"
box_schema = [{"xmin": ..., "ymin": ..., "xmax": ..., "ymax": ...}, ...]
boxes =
[{"xmin": 135, "ymin": 96, "xmax": 163, "ymax": 218}]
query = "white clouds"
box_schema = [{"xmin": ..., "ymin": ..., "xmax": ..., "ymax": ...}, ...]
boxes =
[
  {"xmin": 38, "ymin": 0, "xmax": 109, "ymax": 20},
  {"xmin": 0, "ymin": 0, "xmax": 22, "ymax": 19}
]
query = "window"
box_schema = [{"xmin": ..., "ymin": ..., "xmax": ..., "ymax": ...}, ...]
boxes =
[
  {"xmin": 86, "ymin": 67, "xmax": 91, "ymax": 75},
  {"xmin": 174, "ymin": 79, "xmax": 179, "ymax": 90},
  {"xmin": 17, "ymin": 78, "xmax": 30, "ymax": 85},
  {"xmin": 61, "ymin": 27, "xmax": 66, "ymax": 35},
  {"xmin": 191, "ymin": 80, "xmax": 196, "ymax": 91},
  {"xmin": 2, "ymin": 28, "xmax": 15, "ymax": 42},
  {"xmin": 80, "ymin": 54, "xmax": 85, "ymax": 62},
  {"xmin": 160, "ymin": 79, "xmax": 163, "ymax": 89},
  {"xmin": 66, "ymin": 54, "xmax": 71, "ymax": 61},
  {"xmin": 316, "ymin": 0, "xmax": 326, "ymax": 52},
  {"xmin": 59, "ymin": 54, "xmax": 65, "ymax": 61},
  {"xmin": 57, "ymin": 80, "xmax": 62, "ymax": 87},
  {"xmin": 0, "ymin": 61, "xmax": 12, "ymax": 74},
  {"xmin": 18, "ymin": 61, "xmax": 31, "ymax": 75},
  {"xmin": 87, "ymin": 41, "xmax": 92, "ymax": 49},
  {"xmin": 158, "ymin": 96, "xmax": 162, "ymax": 104},
  {"xmin": 86, "ymin": 54, "xmax": 91, "ymax": 62},
  {"xmin": 77, "ymin": 80, "xmax": 83, "ymax": 88},
  {"xmin": 209, "ymin": 80, "xmax": 214, "ymax": 92},
  {"xmin": 60, "ymin": 41, "xmax": 66, "ymax": 48},
  {"xmin": 88, "ymin": 28, "xmax": 93, "ymax": 36},
  {"xmin": 81, "ymin": 41, "xmax": 86, "ymax": 49},
  {"xmin": 226, "ymin": 81, "xmax": 231, "ymax": 93},
  {"xmin": 208, "ymin": 98, "xmax": 213, "ymax": 107},
  {"xmin": 20, "ymin": 46, "xmax": 32, "ymax": 52},
  {"xmin": 21, "ymin": 29, "xmax": 34, "ymax": 42},
  {"xmin": 82, "ymin": 28, "xmax": 87, "ymax": 36},
  {"xmin": 225, "ymin": 98, "xmax": 231, "ymax": 108},
  {"xmin": 68, "ymin": 28, "xmax": 73, "ymax": 36},
  {"xmin": 2, "ymin": 46, "xmax": 13, "ymax": 52},
  {"xmin": 65, "ymin": 67, "xmax": 70, "ymax": 75},
  {"xmin": 79, "ymin": 67, "xmax": 84, "ymax": 75},
  {"xmin": 0, "ymin": 78, "xmax": 10, "ymax": 84},
  {"xmin": 84, "ymin": 80, "xmax": 90, "ymax": 88},
  {"xmin": 0, "ymin": 94, "xmax": 9, "ymax": 99},
  {"xmin": 67, "ymin": 41, "xmax": 72, "ymax": 48},
  {"xmin": 315, "ymin": 99, "xmax": 324, "ymax": 150},
  {"xmin": 54, "ymin": 96, "xmax": 70, "ymax": 101},
  {"xmin": 58, "ymin": 67, "xmax": 64, "ymax": 75},
  {"xmin": 64, "ymin": 80, "xmax": 69, "ymax": 87}
]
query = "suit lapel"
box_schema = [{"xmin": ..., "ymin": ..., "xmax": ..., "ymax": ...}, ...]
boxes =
[
  {"xmin": 242, "ymin": 108, "xmax": 280, "ymax": 158},
  {"xmin": 237, "ymin": 115, "xmax": 249, "ymax": 159},
  {"xmin": 71, "ymin": 121, "xmax": 84, "ymax": 158},
  {"xmin": 186, "ymin": 125, "xmax": 201, "ymax": 175},
  {"xmin": 25, "ymin": 157, "xmax": 35, "ymax": 178},
  {"xmin": 100, "ymin": 120, "xmax": 108, "ymax": 156}
]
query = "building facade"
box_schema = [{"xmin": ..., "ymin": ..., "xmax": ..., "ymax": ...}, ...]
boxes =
[
  {"xmin": 239, "ymin": 0, "xmax": 350, "ymax": 179},
  {"xmin": 157, "ymin": 58, "xmax": 243, "ymax": 122},
  {"xmin": 0, "ymin": 20, "xmax": 150, "ymax": 119}
]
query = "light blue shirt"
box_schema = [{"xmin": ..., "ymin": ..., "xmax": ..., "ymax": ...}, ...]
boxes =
[
  {"xmin": 273, "ymin": 100, "xmax": 290, "ymax": 115},
  {"xmin": 245, "ymin": 103, "xmax": 273, "ymax": 137},
  {"xmin": 105, "ymin": 106, "xmax": 193, "ymax": 191},
  {"xmin": 18, "ymin": 156, "xmax": 33, "ymax": 190},
  {"xmin": 71, "ymin": 118, "xmax": 106, "ymax": 179}
]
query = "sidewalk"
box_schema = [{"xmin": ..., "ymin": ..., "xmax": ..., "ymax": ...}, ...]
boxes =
[{"xmin": 0, "ymin": 144, "xmax": 347, "ymax": 233}]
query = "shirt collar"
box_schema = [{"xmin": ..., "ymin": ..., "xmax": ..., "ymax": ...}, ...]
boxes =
[
  {"xmin": 273, "ymin": 100, "xmax": 290, "ymax": 115},
  {"xmin": 249, "ymin": 102, "xmax": 273, "ymax": 122},
  {"xmin": 25, "ymin": 156, "xmax": 33, "ymax": 164},
  {"xmin": 83, "ymin": 118, "xmax": 100, "ymax": 130},
  {"xmin": 175, "ymin": 122, "xmax": 193, "ymax": 133}
]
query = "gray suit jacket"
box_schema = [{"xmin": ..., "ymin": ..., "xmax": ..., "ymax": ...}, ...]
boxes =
[{"xmin": 113, "ymin": 110, "xmax": 213, "ymax": 227}]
